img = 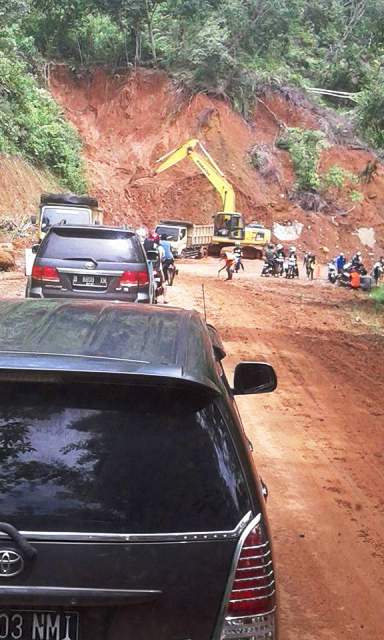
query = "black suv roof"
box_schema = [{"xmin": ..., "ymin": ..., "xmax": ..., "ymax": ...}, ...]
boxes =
[
  {"xmin": 0, "ymin": 300, "xmax": 224, "ymax": 395},
  {"xmin": 46, "ymin": 225, "xmax": 135, "ymax": 234}
]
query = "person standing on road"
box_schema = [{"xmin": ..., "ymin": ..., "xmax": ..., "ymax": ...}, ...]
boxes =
[
  {"xmin": 372, "ymin": 257, "xmax": 384, "ymax": 285},
  {"xmin": 144, "ymin": 232, "xmax": 168, "ymax": 304},
  {"xmin": 218, "ymin": 250, "xmax": 235, "ymax": 281},
  {"xmin": 351, "ymin": 251, "xmax": 363, "ymax": 269},
  {"xmin": 160, "ymin": 234, "xmax": 175, "ymax": 283},
  {"xmin": 275, "ymin": 244, "xmax": 286, "ymax": 259},
  {"xmin": 288, "ymin": 246, "xmax": 299, "ymax": 277},
  {"xmin": 335, "ymin": 252, "xmax": 346, "ymax": 274},
  {"xmin": 304, "ymin": 252, "xmax": 316, "ymax": 280},
  {"xmin": 234, "ymin": 242, "xmax": 244, "ymax": 272}
]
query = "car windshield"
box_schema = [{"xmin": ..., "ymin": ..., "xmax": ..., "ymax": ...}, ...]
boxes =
[
  {"xmin": 155, "ymin": 226, "xmax": 180, "ymax": 241},
  {"xmin": 0, "ymin": 382, "xmax": 251, "ymax": 534},
  {"xmin": 41, "ymin": 207, "xmax": 92, "ymax": 228},
  {"xmin": 42, "ymin": 228, "xmax": 142, "ymax": 263}
]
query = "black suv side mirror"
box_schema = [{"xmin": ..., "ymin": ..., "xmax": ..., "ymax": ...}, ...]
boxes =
[
  {"xmin": 31, "ymin": 244, "xmax": 40, "ymax": 254},
  {"xmin": 233, "ymin": 362, "xmax": 277, "ymax": 395},
  {"xmin": 30, "ymin": 215, "xmax": 37, "ymax": 225}
]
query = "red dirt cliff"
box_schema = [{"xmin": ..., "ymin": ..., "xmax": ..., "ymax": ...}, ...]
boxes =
[{"xmin": 50, "ymin": 66, "xmax": 384, "ymax": 258}]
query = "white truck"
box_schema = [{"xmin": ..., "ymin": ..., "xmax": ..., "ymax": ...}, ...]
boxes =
[
  {"xmin": 33, "ymin": 193, "xmax": 103, "ymax": 242},
  {"xmin": 154, "ymin": 220, "xmax": 214, "ymax": 258},
  {"xmin": 25, "ymin": 192, "xmax": 103, "ymax": 276}
]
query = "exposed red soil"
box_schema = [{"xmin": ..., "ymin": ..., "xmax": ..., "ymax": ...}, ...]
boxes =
[
  {"xmin": 0, "ymin": 156, "xmax": 58, "ymax": 219},
  {"xmin": 49, "ymin": 66, "xmax": 384, "ymax": 260}
]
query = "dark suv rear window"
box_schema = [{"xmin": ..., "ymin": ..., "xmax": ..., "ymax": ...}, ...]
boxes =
[
  {"xmin": 41, "ymin": 228, "xmax": 142, "ymax": 263},
  {"xmin": 0, "ymin": 383, "xmax": 251, "ymax": 534}
]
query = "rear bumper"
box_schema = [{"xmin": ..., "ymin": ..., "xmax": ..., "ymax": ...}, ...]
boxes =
[{"xmin": 27, "ymin": 287, "xmax": 151, "ymax": 304}]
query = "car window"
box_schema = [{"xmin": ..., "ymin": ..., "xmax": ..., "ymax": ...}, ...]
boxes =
[
  {"xmin": 41, "ymin": 229, "xmax": 142, "ymax": 263},
  {"xmin": 0, "ymin": 382, "xmax": 251, "ymax": 534}
]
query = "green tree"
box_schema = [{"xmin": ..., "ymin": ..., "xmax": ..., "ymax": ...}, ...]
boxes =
[
  {"xmin": 277, "ymin": 128, "xmax": 328, "ymax": 191},
  {"xmin": 357, "ymin": 70, "xmax": 384, "ymax": 149}
]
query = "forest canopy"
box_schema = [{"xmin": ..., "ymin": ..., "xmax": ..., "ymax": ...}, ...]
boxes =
[{"xmin": 1, "ymin": 0, "xmax": 384, "ymax": 185}]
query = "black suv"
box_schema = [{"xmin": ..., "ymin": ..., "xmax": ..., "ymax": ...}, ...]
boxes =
[
  {"xmin": 26, "ymin": 225, "xmax": 154, "ymax": 303},
  {"xmin": 0, "ymin": 299, "xmax": 278, "ymax": 640}
]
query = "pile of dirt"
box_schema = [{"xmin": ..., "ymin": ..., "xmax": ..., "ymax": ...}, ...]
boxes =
[{"xmin": 49, "ymin": 66, "xmax": 384, "ymax": 259}]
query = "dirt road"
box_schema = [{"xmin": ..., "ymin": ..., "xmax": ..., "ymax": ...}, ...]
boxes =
[
  {"xmin": 2, "ymin": 260, "xmax": 383, "ymax": 639},
  {"xmin": 167, "ymin": 259, "xmax": 384, "ymax": 640}
]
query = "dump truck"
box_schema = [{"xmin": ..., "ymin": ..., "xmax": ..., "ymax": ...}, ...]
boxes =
[
  {"xmin": 26, "ymin": 192, "xmax": 103, "ymax": 276},
  {"xmin": 154, "ymin": 220, "xmax": 214, "ymax": 257},
  {"xmin": 32, "ymin": 192, "xmax": 103, "ymax": 242},
  {"xmin": 154, "ymin": 139, "xmax": 271, "ymax": 258}
]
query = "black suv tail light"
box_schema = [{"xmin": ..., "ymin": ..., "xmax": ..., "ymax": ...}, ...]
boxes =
[
  {"xmin": 119, "ymin": 270, "xmax": 149, "ymax": 286},
  {"xmin": 219, "ymin": 516, "xmax": 277, "ymax": 639},
  {"xmin": 32, "ymin": 265, "xmax": 60, "ymax": 283}
]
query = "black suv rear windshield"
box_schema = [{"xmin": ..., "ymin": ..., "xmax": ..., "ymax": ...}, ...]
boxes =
[
  {"xmin": 41, "ymin": 228, "xmax": 142, "ymax": 263},
  {"xmin": 0, "ymin": 383, "xmax": 250, "ymax": 534}
]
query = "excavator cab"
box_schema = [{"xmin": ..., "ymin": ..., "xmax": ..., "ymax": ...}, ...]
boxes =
[{"xmin": 213, "ymin": 213, "xmax": 245, "ymax": 240}]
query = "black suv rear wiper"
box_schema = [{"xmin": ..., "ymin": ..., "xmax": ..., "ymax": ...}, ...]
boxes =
[
  {"xmin": 0, "ymin": 522, "xmax": 37, "ymax": 559},
  {"xmin": 62, "ymin": 257, "xmax": 98, "ymax": 264}
]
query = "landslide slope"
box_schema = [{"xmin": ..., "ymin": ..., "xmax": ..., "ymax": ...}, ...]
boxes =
[
  {"xmin": 0, "ymin": 156, "xmax": 59, "ymax": 220},
  {"xmin": 50, "ymin": 66, "xmax": 384, "ymax": 256}
]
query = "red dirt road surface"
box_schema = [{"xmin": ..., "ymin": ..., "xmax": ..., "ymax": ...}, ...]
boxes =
[
  {"xmin": 168, "ymin": 259, "xmax": 384, "ymax": 640},
  {"xmin": 1, "ymin": 261, "xmax": 383, "ymax": 639}
]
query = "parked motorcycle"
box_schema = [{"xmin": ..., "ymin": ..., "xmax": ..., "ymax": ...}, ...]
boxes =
[
  {"xmin": 261, "ymin": 260, "xmax": 274, "ymax": 277},
  {"xmin": 274, "ymin": 256, "xmax": 285, "ymax": 277},
  {"xmin": 338, "ymin": 270, "xmax": 351, "ymax": 287},
  {"xmin": 285, "ymin": 257, "xmax": 298, "ymax": 279},
  {"xmin": 152, "ymin": 267, "xmax": 164, "ymax": 302}
]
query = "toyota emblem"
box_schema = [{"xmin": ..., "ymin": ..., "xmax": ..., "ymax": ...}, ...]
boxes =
[
  {"xmin": 0, "ymin": 550, "xmax": 24, "ymax": 577},
  {"xmin": 85, "ymin": 262, "xmax": 96, "ymax": 270}
]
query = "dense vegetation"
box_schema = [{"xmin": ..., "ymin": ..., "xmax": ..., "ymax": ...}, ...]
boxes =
[
  {"xmin": 1, "ymin": 0, "xmax": 384, "ymax": 185},
  {"xmin": 26, "ymin": 1, "xmax": 384, "ymax": 140},
  {"xmin": 0, "ymin": 0, "xmax": 86, "ymax": 190}
]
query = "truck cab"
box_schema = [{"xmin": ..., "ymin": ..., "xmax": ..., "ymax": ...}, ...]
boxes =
[
  {"xmin": 154, "ymin": 223, "xmax": 187, "ymax": 257},
  {"xmin": 26, "ymin": 193, "xmax": 103, "ymax": 276},
  {"xmin": 155, "ymin": 220, "xmax": 214, "ymax": 258},
  {"xmin": 34, "ymin": 193, "xmax": 103, "ymax": 242}
]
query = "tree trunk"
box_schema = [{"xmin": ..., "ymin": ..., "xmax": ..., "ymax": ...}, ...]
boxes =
[
  {"xmin": 135, "ymin": 30, "xmax": 141, "ymax": 66},
  {"xmin": 145, "ymin": 0, "xmax": 157, "ymax": 64}
]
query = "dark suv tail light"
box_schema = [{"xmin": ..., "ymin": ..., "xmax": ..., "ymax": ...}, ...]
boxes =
[
  {"xmin": 32, "ymin": 265, "xmax": 60, "ymax": 283},
  {"xmin": 219, "ymin": 516, "xmax": 277, "ymax": 639},
  {"xmin": 119, "ymin": 270, "xmax": 149, "ymax": 286}
]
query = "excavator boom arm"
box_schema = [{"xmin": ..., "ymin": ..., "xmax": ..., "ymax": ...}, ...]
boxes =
[{"xmin": 154, "ymin": 139, "xmax": 236, "ymax": 212}]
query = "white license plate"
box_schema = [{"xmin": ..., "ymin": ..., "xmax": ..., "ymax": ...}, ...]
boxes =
[
  {"xmin": 0, "ymin": 610, "xmax": 79, "ymax": 640},
  {"xmin": 73, "ymin": 275, "xmax": 108, "ymax": 286}
]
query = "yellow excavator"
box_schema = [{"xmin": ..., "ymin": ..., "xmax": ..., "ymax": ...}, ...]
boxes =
[{"xmin": 154, "ymin": 138, "xmax": 271, "ymax": 257}]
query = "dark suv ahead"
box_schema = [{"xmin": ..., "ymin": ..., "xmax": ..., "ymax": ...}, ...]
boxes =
[
  {"xmin": 26, "ymin": 225, "xmax": 154, "ymax": 303},
  {"xmin": 0, "ymin": 299, "xmax": 278, "ymax": 640}
]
